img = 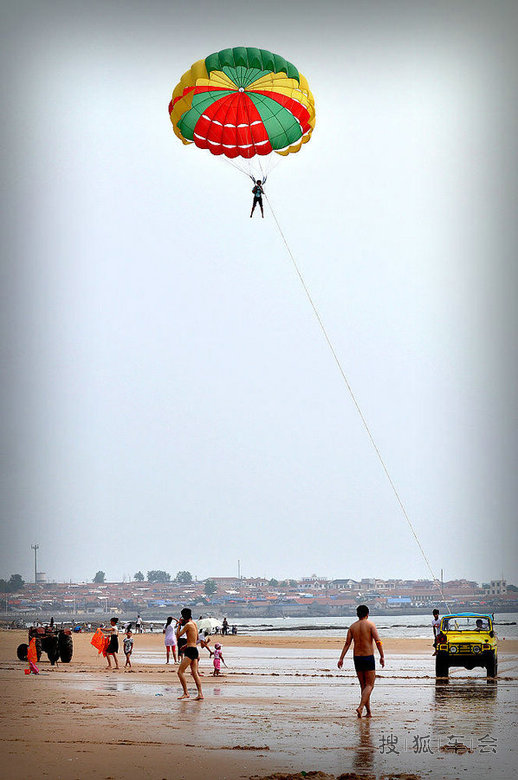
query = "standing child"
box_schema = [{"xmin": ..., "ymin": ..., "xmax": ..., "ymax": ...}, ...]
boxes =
[
  {"xmin": 123, "ymin": 629, "xmax": 133, "ymax": 669},
  {"xmin": 101, "ymin": 617, "xmax": 119, "ymax": 670},
  {"xmin": 25, "ymin": 636, "xmax": 39, "ymax": 675},
  {"xmin": 212, "ymin": 642, "xmax": 224, "ymax": 676},
  {"xmin": 163, "ymin": 616, "xmax": 178, "ymax": 664}
]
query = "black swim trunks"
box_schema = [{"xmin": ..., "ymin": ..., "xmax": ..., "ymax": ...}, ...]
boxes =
[
  {"xmin": 353, "ymin": 654, "xmax": 375, "ymax": 672},
  {"xmin": 183, "ymin": 646, "xmax": 199, "ymax": 661}
]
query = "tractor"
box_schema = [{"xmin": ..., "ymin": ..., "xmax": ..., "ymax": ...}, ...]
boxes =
[{"xmin": 17, "ymin": 620, "xmax": 73, "ymax": 665}]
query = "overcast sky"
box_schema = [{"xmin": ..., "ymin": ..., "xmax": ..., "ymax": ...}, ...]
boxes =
[{"xmin": 1, "ymin": 1, "xmax": 517, "ymax": 585}]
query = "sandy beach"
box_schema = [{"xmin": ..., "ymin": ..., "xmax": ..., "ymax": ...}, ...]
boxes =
[{"xmin": 1, "ymin": 631, "xmax": 516, "ymax": 779}]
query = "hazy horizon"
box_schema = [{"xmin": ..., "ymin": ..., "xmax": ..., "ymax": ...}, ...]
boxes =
[
  {"xmin": 2, "ymin": 2, "xmax": 517, "ymax": 585},
  {"xmin": 4, "ymin": 565, "xmax": 512, "ymax": 589}
]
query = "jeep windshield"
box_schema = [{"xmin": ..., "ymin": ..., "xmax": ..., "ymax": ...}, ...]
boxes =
[{"xmin": 442, "ymin": 616, "xmax": 491, "ymax": 632}]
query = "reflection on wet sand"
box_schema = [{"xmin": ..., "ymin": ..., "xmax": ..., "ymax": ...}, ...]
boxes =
[
  {"xmin": 352, "ymin": 719, "xmax": 375, "ymax": 772},
  {"xmin": 432, "ymin": 678, "xmax": 499, "ymax": 756},
  {"xmin": 434, "ymin": 678, "xmax": 498, "ymax": 706}
]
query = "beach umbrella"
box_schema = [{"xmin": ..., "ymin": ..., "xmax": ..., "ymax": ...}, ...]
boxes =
[{"xmin": 197, "ymin": 617, "xmax": 222, "ymax": 633}]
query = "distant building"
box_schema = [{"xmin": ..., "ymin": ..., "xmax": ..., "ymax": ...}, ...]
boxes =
[
  {"xmin": 331, "ymin": 579, "xmax": 360, "ymax": 591},
  {"xmin": 241, "ymin": 578, "xmax": 269, "ymax": 588},
  {"xmin": 484, "ymin": 579, "xmax": 507, "ymax": 595},
  {"xmin": 299, "ymin": 578, "xmax": 328, "ymax": 590},
  {"xmin": 387, "ymin": 596, "xmax": 412, "ymax": 607}
]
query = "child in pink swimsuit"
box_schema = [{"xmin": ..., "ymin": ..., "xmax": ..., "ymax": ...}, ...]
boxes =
[{"xmin": 212, "ymin": 643, "xmax": 224, "ymax": 676}]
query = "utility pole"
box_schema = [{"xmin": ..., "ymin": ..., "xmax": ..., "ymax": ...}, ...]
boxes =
[
  {"xmin": 31, "ymin": 544, "xmax": 39, "ymax": 584},
  {"xmin": 238, "ymin": 559, "xmax": 241, "ymax": 580}
]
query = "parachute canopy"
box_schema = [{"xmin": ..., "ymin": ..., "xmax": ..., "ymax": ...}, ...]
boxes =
[{"xmin": 168, "ymin": 47, "xmax": 315, "ymax": 161}]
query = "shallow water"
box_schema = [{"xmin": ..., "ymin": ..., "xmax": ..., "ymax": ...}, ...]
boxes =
[
  {"xmin": 95, "ymin": 612, "xmax": 518, "ymax": 640},
  {"xmin": 130, "ymin": 644, "xmax": 518, "ymax": 680},
  {"xmin": 232, "ymin": 612, "xmax": 518, "ymax": 639}
]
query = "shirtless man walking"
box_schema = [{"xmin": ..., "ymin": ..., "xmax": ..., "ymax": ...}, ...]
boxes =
[
  {"xmin": 176, "ymin": 608, "xmax": 203, "ymax": 700},
  {"xmin": 337, "ymin": 604, "xmax": 384, "ymax": 718}
]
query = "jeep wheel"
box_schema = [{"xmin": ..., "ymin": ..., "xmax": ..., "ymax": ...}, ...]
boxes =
[
  {"xmin": 59, "ymin": 633, "xmax": 73, "ymax": 663},
  {"xmin": 435, "ymin": 656, "xmax": 449, "ymax": 677},
  {"xmin": 486, "ymin": 653, "xmax": 497, "ymax": 678},
  {"xmin": 17, "ymin": 643, "xmax": 28, "ymax": 662}
]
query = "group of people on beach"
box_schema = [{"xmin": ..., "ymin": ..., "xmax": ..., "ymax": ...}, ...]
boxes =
[
  {"xmin": 97, "ymin": 604, "xmax": 442, "ymax": 716},
  {"xmin": 164, "ymin": 608, "xmax": 226, "ymax": 699},
  {"xmin": 99, "ymin": 618, "xmax": 133, "ymax": 670},
  {"xmin": 99, "ymin": 608, "xmax": 224, "ymax": 698}
]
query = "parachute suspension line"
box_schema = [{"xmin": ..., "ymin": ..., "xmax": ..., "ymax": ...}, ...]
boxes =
[
  {"xmin": 264, "ymin": 193, "xmax": 452, "ymax": 615},
  {"xmin": 258, "ymin": 156, "xmax": 266, "ymax": 181},
  {"xmin": 263, "ymin": 152, "xmax": 282, "ymax": 180},
  {"xmin": 220, "ymin": 152, "xmax": 273, "ymax": 192},
  {"xmin": 222, "ymin": 155, "xmax": 250, "ymax": 177},
  {"xmin": 242, "ymin": 94, "xmax": 267, "ymax": 182}
]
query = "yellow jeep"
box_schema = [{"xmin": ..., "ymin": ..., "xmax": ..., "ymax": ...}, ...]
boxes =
[{"xmin": 435, "ymin": 612, "xmax": 497, "ymax": 678}]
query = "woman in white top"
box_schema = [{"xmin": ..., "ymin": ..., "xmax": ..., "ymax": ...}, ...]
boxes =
[
  {"xmin": 163, "ymin": 616, "xmax": 178, "ymax": 663},
  {"xmin": 101, "ymin": 617, "xmax": 119, "ymax": 670}
]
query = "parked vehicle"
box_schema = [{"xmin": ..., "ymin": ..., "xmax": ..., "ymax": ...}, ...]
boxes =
[
  {"xmin": 435, "ymin": 612, "xmax": 497, "ymax": 678},
  {"xmin": 17, "ymin": 620, "xmax": 73, "ymax": 665}
]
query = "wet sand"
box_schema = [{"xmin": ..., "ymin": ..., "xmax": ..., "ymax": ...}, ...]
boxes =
[{"xmin": 1, "ymin": 631, "xmax": 516, "ymax": 779}]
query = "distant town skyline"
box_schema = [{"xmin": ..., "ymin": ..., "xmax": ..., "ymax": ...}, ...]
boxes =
[
  {"xmin": 3, "ymin": 565, "xmax": 514, "ymax": 589},
  {"xmin": 4, "ymin": 572, "xmax": 514, "ymax": 621}
]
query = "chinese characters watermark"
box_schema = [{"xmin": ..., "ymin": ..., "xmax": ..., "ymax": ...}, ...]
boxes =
[{"xmin": 378, "ymin": 732, "xmax": 498, "ymax": 755}]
